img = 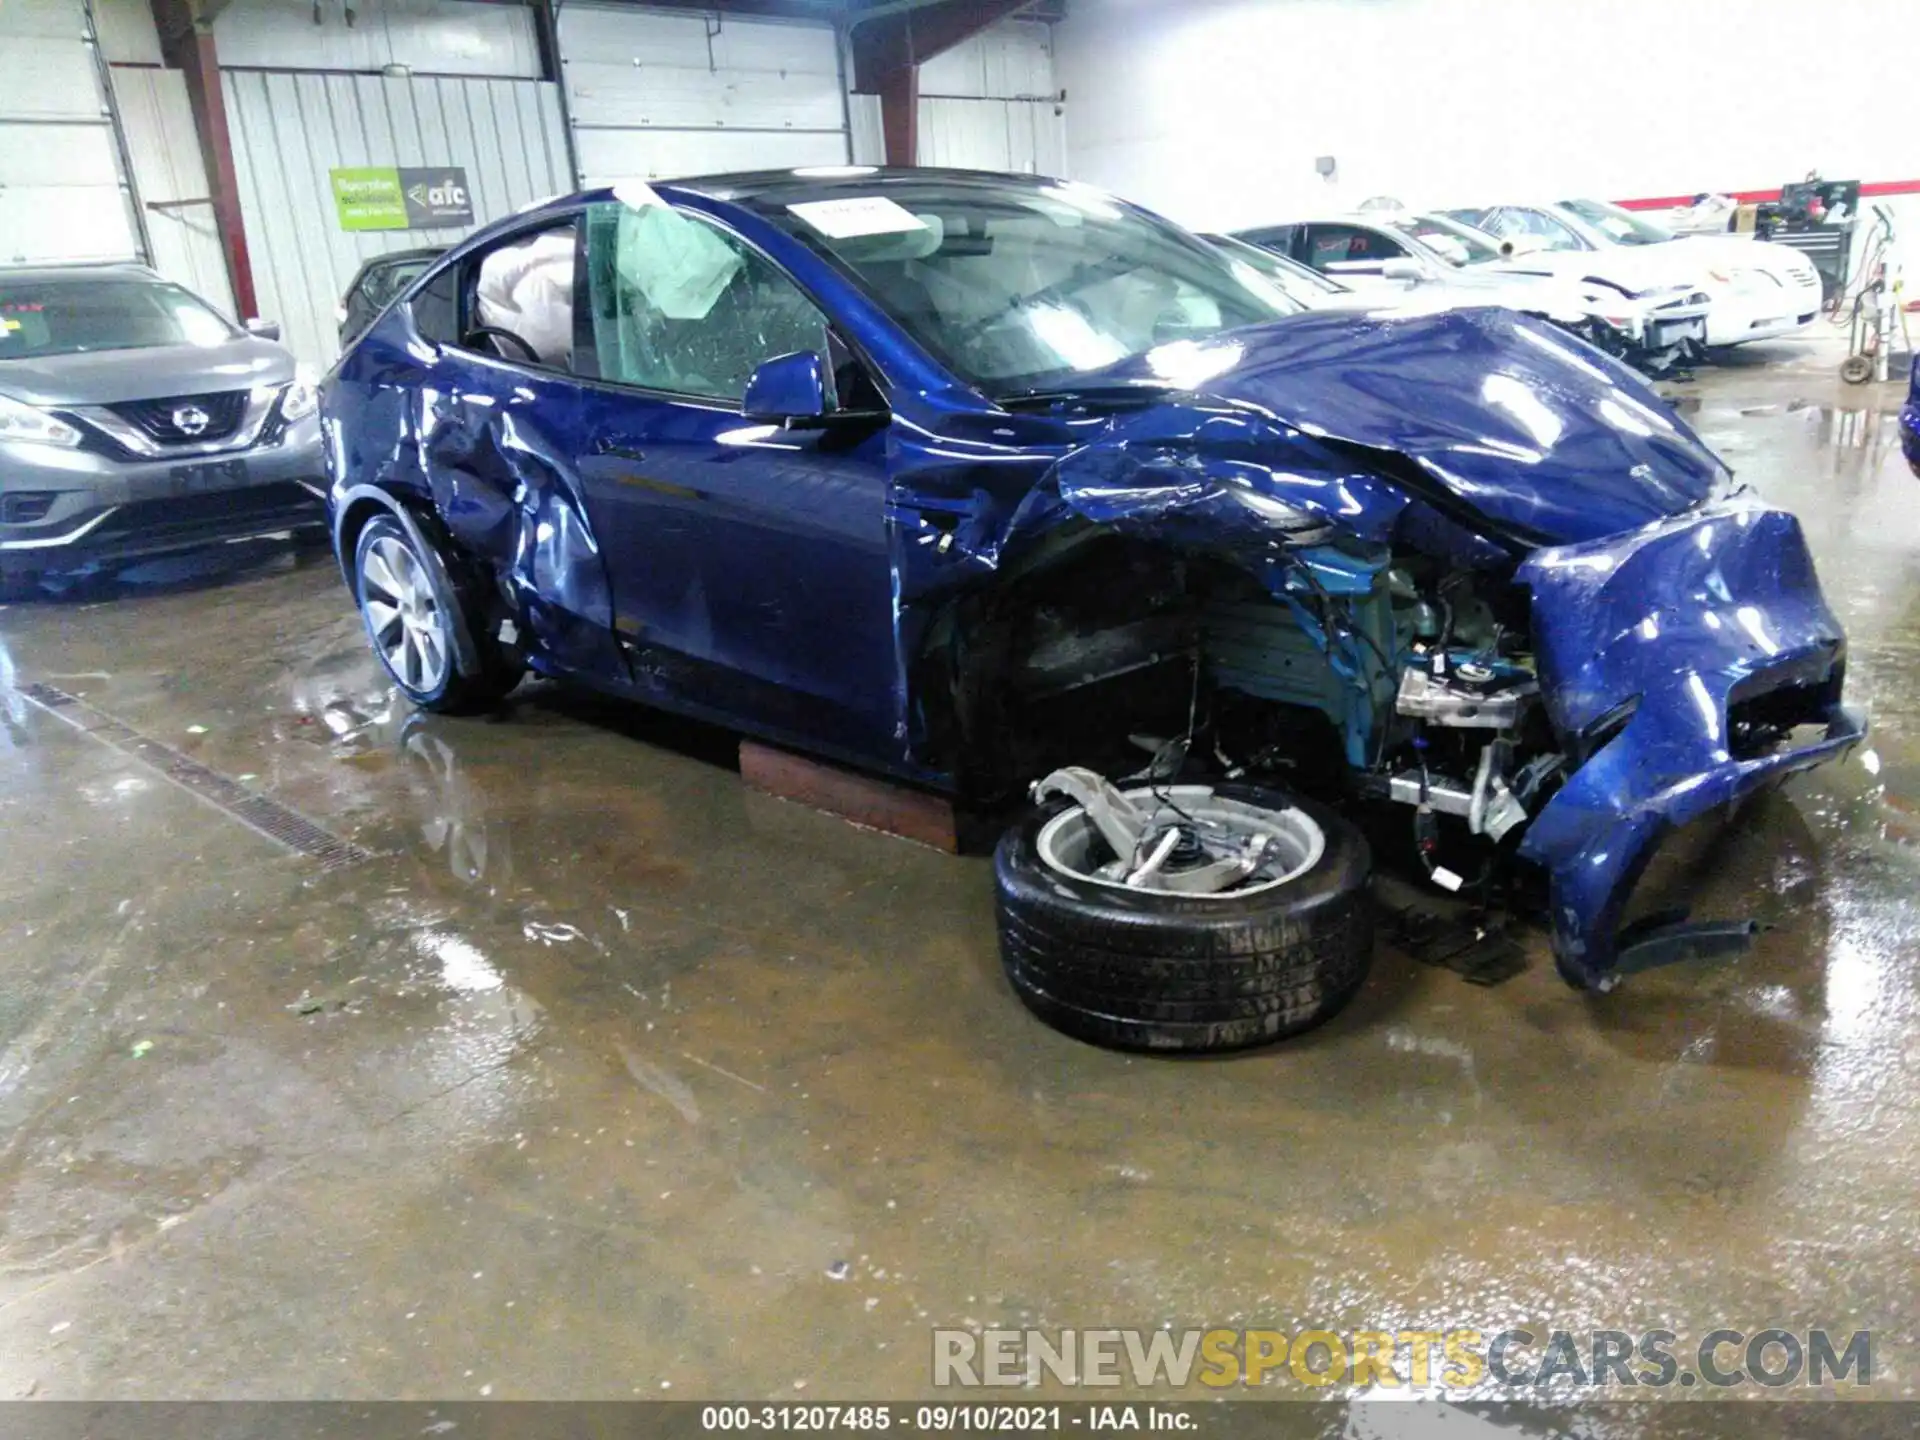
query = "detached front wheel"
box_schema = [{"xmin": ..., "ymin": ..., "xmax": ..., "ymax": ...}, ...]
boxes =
[{"xmin": 994, "ymin": 780, "xmax": 1373, "ymax": 1053}]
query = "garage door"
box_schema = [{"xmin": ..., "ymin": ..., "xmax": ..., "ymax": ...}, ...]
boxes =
[
  {"xmin": 0, "ymin": 0, "xmax": 144, "ymax": 266},
  {"xmin": 558, "ymin": 3, "xmax": 850, "ymax": 185}
]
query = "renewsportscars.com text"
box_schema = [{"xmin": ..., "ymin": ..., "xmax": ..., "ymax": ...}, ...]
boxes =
[{"xmin": 932, "ymin": 1327, "xmax": 1873, "ymax": 1391}]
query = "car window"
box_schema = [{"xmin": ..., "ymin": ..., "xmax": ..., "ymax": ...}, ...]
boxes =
[
  {"xmin": 758, "ymin": 181, "xmax": 1291, "ymax": 399},
  {"xmin": 462, "ymin": 222, "xmax": 581, "ymax": 370},
  {"xmin": 582, "ymin": 201, "xmax": 830, "ymax": 403},
  {"xmin": 1234, "ymin": 225, "xmax": 1298, "ymax": 255},
  {"xmin": 1303, "ymin": 224, "xmax": 1405, "ymax": 268},
  {"xmin": 1557, "ymin": 198, "xmax": 1675, "ymax": 246},
  {"xmin": 366, "ymin": 258, "xmax": 432, "ymax": 307},
  {"xmin": 0, "ymin": 276, "xmax": 235, "ymax": 358},
  {"xmin": 1198, "ymin": 235, "xmax": 1322, "ymax": 307},
  {"xmin": 409, "ymin": 266, "xmax": 460, "ymax": 346},
  {"xmin": 1489, "ymin": 207, "xmax": 1585, "ymax": 252},
  {"xmin": 1382, "ymin": 214, "xmax": 1505, "ymax": 267}
]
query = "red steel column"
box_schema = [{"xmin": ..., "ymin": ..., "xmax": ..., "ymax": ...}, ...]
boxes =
[{"xmin": 151, "ymin": 0, "xmax": 257, "ymax": 319}]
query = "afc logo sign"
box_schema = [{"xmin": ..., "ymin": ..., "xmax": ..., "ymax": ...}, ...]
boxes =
[{"xmin": 397, "ymin": 167, "xmax": 475, "ymax": 227}]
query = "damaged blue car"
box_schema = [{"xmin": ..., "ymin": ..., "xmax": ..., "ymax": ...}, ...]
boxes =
[{"xmin": 320, "ymin": 168, "xmax": 1864, "ymax": 1052}]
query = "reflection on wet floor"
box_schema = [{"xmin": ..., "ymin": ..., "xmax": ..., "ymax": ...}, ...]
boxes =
[{"xmin": 0, "ymin": 351, "xmax": 1918, "ymax": 1422}]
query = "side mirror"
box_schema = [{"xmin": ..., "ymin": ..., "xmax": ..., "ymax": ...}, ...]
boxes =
[
  {"xmin": 743, "ymin": 350, "xmax": 836, "ymax": 426},
  {"xmin": 1380, "ymin": 258, "xmax": 1426, "ymax": 282},
  {"xmin": 246, "ymin": 317, "xmax": 283, "ymax": 341}
]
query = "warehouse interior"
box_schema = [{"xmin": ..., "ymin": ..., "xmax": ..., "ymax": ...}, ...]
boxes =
[{"xmin": 3, "ymin": 0, "xmax": 1919, "ymax": 1431}]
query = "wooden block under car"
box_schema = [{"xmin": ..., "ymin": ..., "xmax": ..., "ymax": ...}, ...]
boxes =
[{"xmin": 739, "ymin": 740, "xmax": 959, "ymax": 853}]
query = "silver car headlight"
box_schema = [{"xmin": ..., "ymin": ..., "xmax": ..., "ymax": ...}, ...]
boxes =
[
  {"xmin": 0, "ymin": 392, "xmax": 83, "ymax": 448},
  {"xmin": 280, "ymin": 366, "xmax": 320, "ymax": 422}
]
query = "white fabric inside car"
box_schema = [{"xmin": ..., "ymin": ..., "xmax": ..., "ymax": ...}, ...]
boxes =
[
  {"xmin": 615, "ymin": 206, "xmax": 744, "ymax": 321},
  {"xmin": 475, "ymin": 231, "xmax": 576, "ymax": 365}
]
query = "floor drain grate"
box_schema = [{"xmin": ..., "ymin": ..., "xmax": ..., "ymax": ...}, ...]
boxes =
[{"xmin": 19, "ymin": 682, "xmax": 374, "ymax": 870}]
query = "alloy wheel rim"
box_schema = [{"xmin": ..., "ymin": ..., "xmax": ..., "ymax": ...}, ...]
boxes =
[
  {"xmin": 1035, "ymin": 786, "xmax": 1325, "ymax": 898},
  {"xmin": 361, "ymin": 535, "xmax": 450, "ymax": 694}
]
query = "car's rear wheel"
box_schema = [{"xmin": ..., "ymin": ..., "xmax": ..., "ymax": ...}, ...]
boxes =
[
  {"xmin": 354, "ymin": 514, "xmax": 522, "ymax": 714},
  {"xmin": 994, "ymin": 784, "xmax": 1374, "ymax": 1053}
]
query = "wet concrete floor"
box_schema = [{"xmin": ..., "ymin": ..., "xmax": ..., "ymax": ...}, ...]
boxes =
[{"xmin": 0, "ymin": 339, "xmax": 1917, "ymax": 1430}]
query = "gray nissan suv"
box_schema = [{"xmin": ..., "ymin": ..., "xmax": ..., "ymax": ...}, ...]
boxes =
[{"xmin": 1, "ymin": 265, "xmax": 325, "ymax": 589}]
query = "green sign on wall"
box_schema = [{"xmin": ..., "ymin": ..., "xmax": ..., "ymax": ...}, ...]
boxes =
[{"xmin": 329, "ymin": 167, "xmax": 474, "ymax": 231}]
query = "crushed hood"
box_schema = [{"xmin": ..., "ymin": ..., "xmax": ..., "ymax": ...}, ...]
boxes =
[
  {"xmin": 1071, "ymin": 307, "xmax": 1727, "ymax": 546},
  {"xmin": 0, "ymin": 337, "xmax": 292, "ymax": 407}
]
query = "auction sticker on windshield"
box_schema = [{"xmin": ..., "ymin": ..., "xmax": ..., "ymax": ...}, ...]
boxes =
[{"xmin": 787, "ymin": 197, "xmax": 927, "ymax": 238}]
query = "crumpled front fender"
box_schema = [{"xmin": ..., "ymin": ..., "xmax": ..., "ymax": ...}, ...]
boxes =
[
  {"xmin": 1516, "ymin": 501, "xmax": 1865, "ymax": 986},
  {"xmin": 1006, "ymin": 398, "xmax": 1514, "ymax": 575}
]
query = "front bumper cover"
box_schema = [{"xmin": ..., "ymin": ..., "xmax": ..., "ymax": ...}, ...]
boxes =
[
  {"xmin": 0, "ymin": 415, "xmax": 325, "ymax": 577},
  {"xmin": 1516, "ymin": 501, "xmax": 1863, "ymax": 988}
]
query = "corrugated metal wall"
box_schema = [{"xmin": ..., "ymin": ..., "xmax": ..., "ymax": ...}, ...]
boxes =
[
  {"xmin": 111, "ymin": 69, "xmax": 236, "ymax": 315},
  {"xmin": 917, "ymin": 20, "xmax": 1064, "ymax": 177},
  {"xmin": 918, "ymin": 21, "xmax": 1057, "ymax": 101},
  {"xmin": 91, "ymin": 0, "xmax": 160, "ymax": 64},
  {"xmin": 918, "ymin": 97, "xmax": 1067, "ymax": 177},
  {"xmin": 558, "ymin": 3, "xmax": 850, "ymax": 184},
  {"xmin": 223, "ymin": 70, "xmax": 571, "ymax": 368},
  {"xmin": 847, "ymin": 20, "xmax": 1066, "ymax": 176},
  {"xmin": 0, "ymin": 0, "xmax": 144, "ymax": 266},
  {"xmin": 91, "ymin": 0, "xmax": 236, "ymax": 314},
  {"xmin": 848, "ymin": 92, "xmax": 884, "ymax": 167}
]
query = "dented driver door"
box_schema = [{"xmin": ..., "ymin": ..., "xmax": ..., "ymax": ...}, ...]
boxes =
[{"xmin": 570, "ymin": 201, "xmax": 900, "ymax": 759}]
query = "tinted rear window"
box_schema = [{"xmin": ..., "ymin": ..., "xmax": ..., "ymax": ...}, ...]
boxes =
[
  {"xmin": 0, "ymin": 278, "xmax": 236, "ymax": 359},
  {"xmin": 363, "ymin": 258, "xmax": 435, "ymax": 307}
]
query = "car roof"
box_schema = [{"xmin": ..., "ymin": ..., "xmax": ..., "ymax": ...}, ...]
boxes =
[
  {"xmin": 356, "ymin": 246, "xmax": 446, "ymax": 267},
  {"xmin": 666, "ymin": 166, "xmax": 1084, "ymax": 206},
  {"xmin": 0, "ymin": 263, "xmax": 163, "ymax": 285},
  {"xmin": 1238, "ymin": 213, "xmax": 1426, "ymax": 228},
  {"xmin": 1452, "ymin": 201, "xmax": 1587, "ymax": 214},
  {"xmin": 441, "ymin": 168, "xmax": 1138, "ymax": 274}
]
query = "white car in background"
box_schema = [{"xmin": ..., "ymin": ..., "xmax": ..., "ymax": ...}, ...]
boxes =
[
  {"xmin": 1204, "ymin": 230, "xmax": 1593, "ymax": 325},
  {"xmin": 1445, "ymin": 199, "xmax": 1822, "ymax": 346},
  {"xmin": 1230, "ymin": 209, "xmax": 1713, "ymax": 368},
  {"xmin": 1200, "ymin": 233, "xmax": 1357, "ymax": 310}
]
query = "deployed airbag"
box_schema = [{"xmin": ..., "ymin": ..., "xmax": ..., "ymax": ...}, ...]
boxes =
[
  {"xmin": 475, "ymin": 231, "xmax": 576, "ymax": 366},
  {"xmin": 615, "ymin": 205, "xmax": 744, "ymax": 321}
]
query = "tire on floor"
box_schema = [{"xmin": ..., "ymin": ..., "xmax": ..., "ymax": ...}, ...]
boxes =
[{"xmin": 993, "ymin": 787, "xmax": 1373, "ymax": 1052}]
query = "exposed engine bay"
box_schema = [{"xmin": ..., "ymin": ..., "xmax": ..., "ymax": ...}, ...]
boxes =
[
  {"xmin": 930, "ymin": 530, "xmax": 1552, "ymax": 868},
  {"xmin": 921, "ymin": 515, "xmax": 1856, "ymax": 988}
]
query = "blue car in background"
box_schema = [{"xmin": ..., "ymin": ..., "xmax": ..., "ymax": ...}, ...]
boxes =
[
  {"xmin": 321, "ymin": 168, "xmax": 1863, "ymax": 1050},
  {"xmin": 1903, "ymin": 353, "xmax": 1920, "ymax": 477}
]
